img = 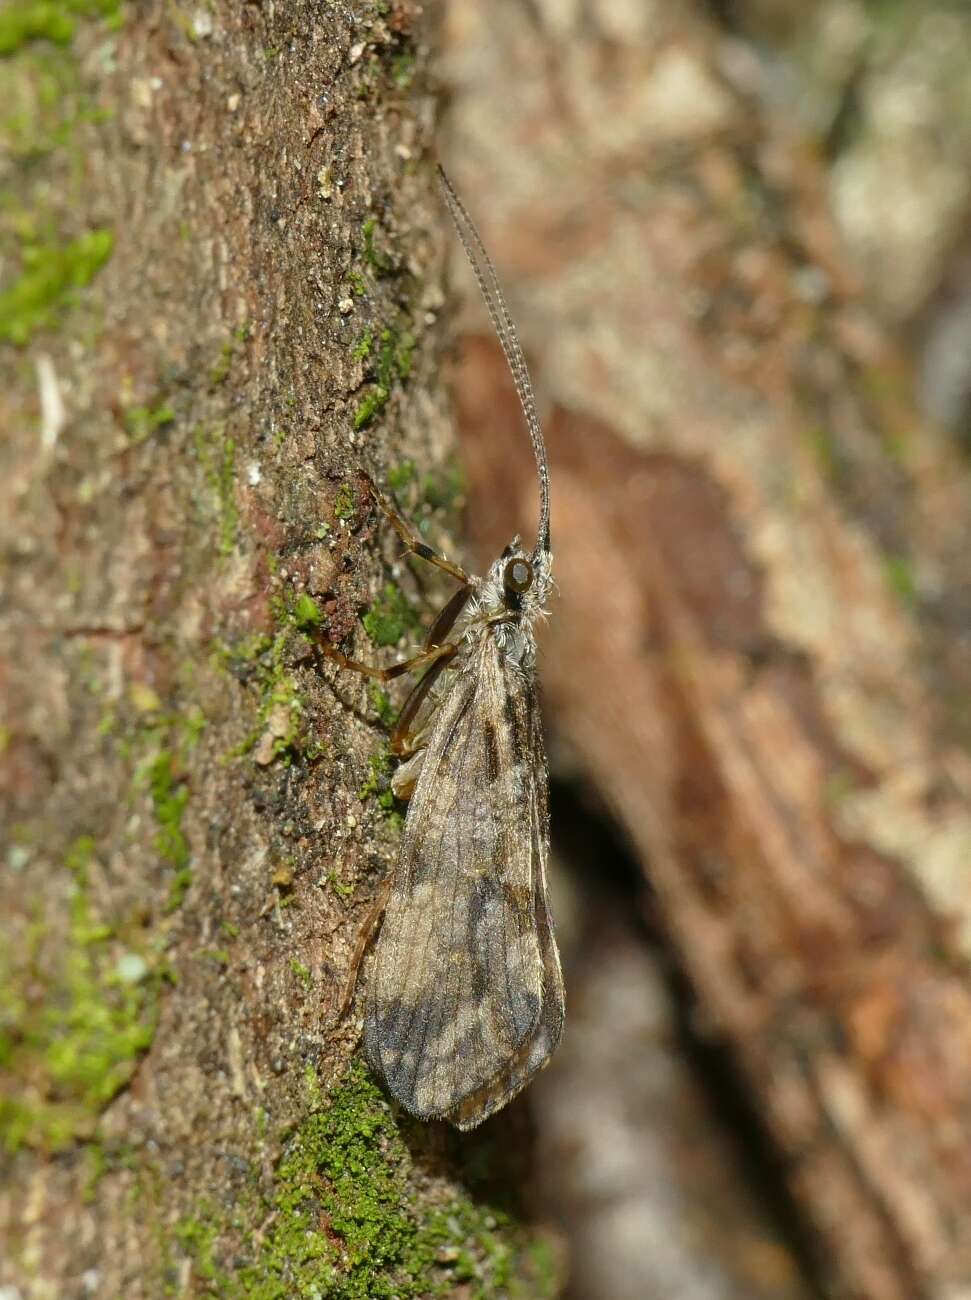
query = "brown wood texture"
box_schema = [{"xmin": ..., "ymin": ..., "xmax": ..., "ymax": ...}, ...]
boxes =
[
  {"xmin": 441, "ymin": 2, "xmax": 971, "ymax": 1296},
  {"xmin": 0, "ymin": 4, "xmax": 561, "ymax": 1296}
]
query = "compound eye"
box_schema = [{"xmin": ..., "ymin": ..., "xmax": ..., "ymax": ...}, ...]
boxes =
[{"xmin": 503, "ymin": 557, "xmax": 533, "ymax": 595}]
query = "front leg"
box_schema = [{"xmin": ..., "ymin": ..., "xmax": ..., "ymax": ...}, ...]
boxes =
[
  {"xmin": 358, "ymin": 472, "xmax": 470, "ymax": 585},
  {"xmin": 312, "ymin": 635, "xmax": 458, "ymax": 683}
]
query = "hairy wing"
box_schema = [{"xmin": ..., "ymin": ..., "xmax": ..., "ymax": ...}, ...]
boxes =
[
  {"xmin": 444, "ymin": 688, "xmax": 564, "ymax": 1129},
  {"xmin": 364, "ymin": 635, "xmax": 547, "ymax": 1119}
]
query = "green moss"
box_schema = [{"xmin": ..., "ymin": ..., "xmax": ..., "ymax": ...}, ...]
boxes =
[
  {"xmin": 333, "ymin": 481, "xmax": 356, "ymax": 521},
  {"xmin": 0, "ymin": 226, "xmax": 113, "ymax": 345},
  {"xmin": 197, "ymin": 948, "xmax": 230, "ymax": 966},
  {"xmin": 362, "ymin": 583, "xmax": 418, "ymax": 648},
  {"xmin": 352, "ymin": 327, "xmax": 373, "ymax": 361},
  {"xmin": 352, "ymin": 384, "xmax": 389, "ymax": 429},
  {"xmin": 81, "ymin": 1139, "xmax": 107, "ymax": 1203},
  {"xmin": 292, "ymin": 593, "xmax": 322, "ymax": 630},
  {"xmin": 0, "ymin": 5, "xmax": 75, "ymax": 53},
  {"xmin": 359, "ymin": 749, "xmax": 393, "ymax": 807},
  {"xmin": 386, "ymin": 328, "xmax": 415, "ymax": 382},
  {"xmin": 803, "ymin": 424, "xmax": 847, "ymax": 483},
  {"xmin": 884, "ymin": 552, "xmax": 917, "ymax": 606},
  {"xmin": 139, "ymin": 749, "xmax": 192, "ymax": 911},
  {"xmin": 124, "ymin": 401, "xmax": 174, "ymax": 445},
  {"xmin": 351, "ymin": 324, "xmax": 416, "ymax": 430},
  {"xmin": 210, "ymin": 340, "xmax": 234, "ymax": 385},
  {"xmin": 0, "ymin": 835, "xmax": 159, "ymax": 1153},
  {"xmin": 326, "ymin": 869, "xmax": 355, "ymax": 899},
  {"xmin": 391, "ymin": 49, "xmax": 416, "ymax": 89},
  {"xmin": 302, "ymin": 1061, "xmax": 324, "ymax": 1108},
  {"xmin": 387, "ymin": 459, "xmax": 415, "ymax": 491},
  {"xmin": 361, "ymin": 216, "xmax": 394, "ymax": 275},
  {"xmin": 367, "ymin": 682, "xmax": 397, "ymax": 727},
  {"xmin": 216, "ymin": 630, "xmax": 311, "ymax": 767},
  {"xmin": 0, "ymin": 0, "xmax": 123, "ymax": 56},
  {"xmin": 207, "ymin": 322, "xmax": 250, "ymax": 383},
  {"xmin": 144, "ymin": 750, "xmax": 190, "ymax": 870},
  {"xmin": 173, "ymin": 1062, "xmax": 557, "ymax": 1299},
  {"xmin": 359, "ymin": 749, "xmax": 404, "ymax": 831},
  {"xmin": 0, "ymin": 38, "xmax": 109, "ymax": 158},
  {"xmin": 175, "ymin": 1214, "xmax": 221, "ymax": 1285},
  {"xmin": 422, "ymin": 462, "xmax": 466, "ymax": 512},
  {"xmin": 194, "ymin": 425, "xmax": 238, "ymax": 555},
  {"xmin": 290, "ymin": 957, "xmax": 312, "ymax": 989},
  {"xmin": 213, "ymin": 631, "xmax": 272, "ymax": 668},
  {"xmin": 182, "ymin": 706, "xmax": 207, "ymax": 750},
  {"xmin": 217, "ymin": 437, "xmax": 237, "ymax": 554},
  {"xmin": 521, "ymin": 1236, "xmax": 560, "ymax": 1297}
]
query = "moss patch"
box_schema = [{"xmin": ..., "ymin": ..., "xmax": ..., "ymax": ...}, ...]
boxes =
[
  {"xmin": 173, "ymin": 1062, "xmax": 560, "ymax": 1299},
  {"xmin": 208, "ymin": 323, "xmax": 249, "ymax": 386},
  {"xmin": 194, "ymin": 424, "xmax": 238, "ymax": 556},
  {"xmin": 0, "ymin": 835, "xmax": 160, "ymax": 1152},
  {"xmin": 140, "ymin": 750, "xmax": 191, "ymax": 910},
  {"xmin": 0, "ymin": 0, "xmax": 124, "ymax": 57},
  {"xmin": 367, "ymin": 682, "xmax": 396, "ymax": 727},
  {"xmin": 124, "ymin": 401, "xmax": 175, "ymax": 445},
  {"xmin": 0, "ymin": 39, "xmax": 107, "ymax": 159},
  {"xmin": 359, "ymin": 747, "xmax": 403, "ymax": 830},
  {"xmin": 333, "ymin": 481, "xmax": 356, "ymax": 522},
  {"xmin": 292, "ymin": 593, "xmax": 323, "ymax": 631},
  {"xmin": 0, "ymin": 4, "xmax": 76, "ymax": 53},
  {"xmin": 421, "ymin": 461, "xmax": 466, "ymax": 513},
  {"xmin": 883, "ymin": 552, "xmax": 917, "ymax": 607},
  {"xmin": 361, "ymin": 215, "xmax": 394, "ymax": 276},
  {"xmin": 351, "ymin": 324, "xmax": 416, "ymax": 430},
  {"xmin": 352, "ymin": 384, "xmax": 389, "ymax": 430},
  {"xmin": 387, "ymin": 459, "xmax": 416, "ymax": 491},
  {"xmin": 0, "ymin": 226, "xmax": 113, "ymax": 345},
  {"xmin": 351, "ymin": 327, "xmax": 373, "ymax": 361},
  {"xmin": 123, "ymin": 703, "xmax": 204, "ymax": 912},
  {"xmin": 362, "ymin": 582, "xmax": 419, "ymax": 648},
  {"xmin": 215, "ymin": 622, "xmax": 319, "ymax": 767}
]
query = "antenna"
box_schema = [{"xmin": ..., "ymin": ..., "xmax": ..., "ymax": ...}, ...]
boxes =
[{"xmin": 437, "ymin": 165, "xmax": 551, "ymax": 558}]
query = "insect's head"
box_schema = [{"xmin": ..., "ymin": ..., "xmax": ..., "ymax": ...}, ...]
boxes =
[{"xmin": 489, "ymin": 538, "xmax": 551, "ymax": 625}]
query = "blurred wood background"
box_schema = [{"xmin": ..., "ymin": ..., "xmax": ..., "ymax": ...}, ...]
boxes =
[{"xmin": 441, "ymin": 2, "xmax": 971, "ymax": 1297}]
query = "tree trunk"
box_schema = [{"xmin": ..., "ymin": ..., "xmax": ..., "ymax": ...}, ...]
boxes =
[
  {"xmin": 0, "ymin": 4, "xmax": 560, "ymax": 1296},
  {"xmin": 441, "ymin": 2, "xmax": 971, "ymax": 1297}
]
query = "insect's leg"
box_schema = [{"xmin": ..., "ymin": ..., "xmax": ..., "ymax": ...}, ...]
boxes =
[
  {"xmin": 360, "ymin": 473, "xmax": 470, "ymax": 584},
  {"xmin": 380, "ymin": 583, "xmax": 471, "ymax": 756},
  {"xmin": 424, "ymin": 583, "xmax": 472, "ymax": 651},
  {"xmin": 335, "ymin": 872, "xmax": 394, "ymax": 1021},
  {"xmin": 390, "ymin": 645, "xmax": 458, "ymax": 755},
  {"xmin": 312, "ymin": 635, "xmax": 458, "ymax": 683}
]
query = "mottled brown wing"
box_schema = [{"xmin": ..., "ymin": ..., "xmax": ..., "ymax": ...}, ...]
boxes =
[
  {"xmin": 363, "ymin": 633, "xmax": 560, "ymax": 1122},
  {"xmin": 443, "ymin": 685, "xmax": 564, "ymax": 1129}
]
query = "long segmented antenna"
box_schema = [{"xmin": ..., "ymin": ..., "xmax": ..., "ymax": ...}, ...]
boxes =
[{"xmin": 438, "ymin": 165, "xmax": 551, "ymax": 559}]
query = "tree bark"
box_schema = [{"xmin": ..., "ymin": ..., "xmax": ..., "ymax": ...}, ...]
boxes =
[
  {"xmin": 441, "ymin": 2, "xmax": 971, "ymax": 1297},
  {"xmin": 0, "ymin": 4, "xmax": 560, "ymax": 1296}
]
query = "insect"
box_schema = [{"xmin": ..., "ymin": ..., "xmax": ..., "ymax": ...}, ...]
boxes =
[{"xmin": 321, "ymin": 166, "xmax": 563, "ymax": 1129}]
